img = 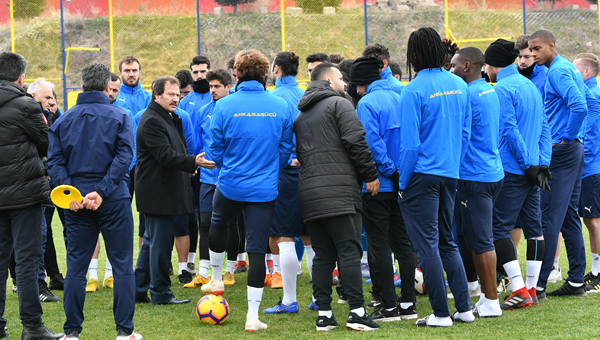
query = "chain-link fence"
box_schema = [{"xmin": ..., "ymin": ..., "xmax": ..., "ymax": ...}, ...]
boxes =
[{"xmin": 1, "ymin": 0, "xmax": 599, "ymax": 109}]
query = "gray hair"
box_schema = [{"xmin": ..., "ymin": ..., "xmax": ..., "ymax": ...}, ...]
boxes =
[
  {"xmin": 0, "ymin": 52, "xmax": 27, "ymax": 82},
  {"xmin": 82, "ymin": 63, "xmax": 110, "ymax": 92},
  {"xmin": 27, "ymin": 78, "xmax": 54, "ymax": 95}
]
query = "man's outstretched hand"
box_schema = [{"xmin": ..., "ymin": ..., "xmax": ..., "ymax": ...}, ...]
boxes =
[{"xmin": 196, "ymin": 152, "xmax": 216, "ymax": 169}]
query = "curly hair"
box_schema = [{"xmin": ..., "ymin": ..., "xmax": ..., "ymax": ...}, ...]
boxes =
[
  {"xmin": 441, "ymin": 38, "xmax": 459, "ymax": 66},
  {"xmin": 234, "ymin": 50, "xmax": 270, "ymax": 80}
]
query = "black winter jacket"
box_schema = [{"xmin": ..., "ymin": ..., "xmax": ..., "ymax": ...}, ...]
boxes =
[
  {"xmin": 0, "ymin": 80, "xmax": 51, "ymax": 211},
  {"xmin": 294, "ymin": 80, "xmax": 378, "ymax": 223},
  {"xmin": 135, "ymin": 101, "xmax": 197, "ymax": 215}
]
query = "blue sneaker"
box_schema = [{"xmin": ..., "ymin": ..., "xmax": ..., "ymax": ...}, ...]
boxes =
[
  {"xmin": 263, "ymin": 299, "xmax": 299, "ymax": 314},
  {"xmin": 309, "ymin": 301, "xmax": 318, "ymax": 311},
  {"xmin": 394, "ymin": 277, "xmax": 402, "ymax": 287},
  {"xmin": 365, "ymin": 279, "xmax": 372, "ymax": 284}
]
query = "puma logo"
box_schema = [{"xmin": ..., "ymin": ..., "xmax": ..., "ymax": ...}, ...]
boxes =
[
  {"xmin": 585, "ymin": 206, "xmax": 592, "ymax": 213},
  {"xmin": 461, "ymin": 200, "xmax": 468, "ymax": 208}
]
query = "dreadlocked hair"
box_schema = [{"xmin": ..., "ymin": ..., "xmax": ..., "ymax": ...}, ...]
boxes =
[
  {"xmin": 406, "ymin": 27, "xmax": 446, "ymax": 80},
  {"xmin": 441, "ymin": 38, "xmax": 460, "ymax": 67}
]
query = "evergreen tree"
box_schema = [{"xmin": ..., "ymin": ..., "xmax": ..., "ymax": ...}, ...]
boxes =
[
  {"xmin": 214, "ymin": 0, "xmax": 257, "ymax": 13},
  {"xmin": 11, "ymin": 0, "xmax": 47, "ymax": 20}
]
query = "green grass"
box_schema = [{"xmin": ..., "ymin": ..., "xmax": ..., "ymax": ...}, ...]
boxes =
[{"xmin": 3, "ymin": 204, "xmax": 600, "ymax": 339}]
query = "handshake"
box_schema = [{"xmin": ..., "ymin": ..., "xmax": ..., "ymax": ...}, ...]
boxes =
[{"xmin": 524, "ymin": 165, "xmax": 552, "ymax": 190}]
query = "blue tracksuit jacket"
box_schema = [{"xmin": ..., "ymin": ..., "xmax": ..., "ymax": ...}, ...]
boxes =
[
  {"xmin": 208, "ymin": 80, "xmax": 293, "ymax": 202},
  {"xmin": 271, "ymin": 75, "xmax": 305, "ymax": 164},
  {"xmin": 583, "ymin": 84, "xmax": 600, "ymax": 178},
  {"xmin": 459, "ymin": 78, "xmax": 504, "ymax": 182},
  {"xmin": 544, "ymin": 54, "xmax": 588, "ymax": 144},
  {"xmin": 114, "ymin": 82, "xmax": 151, "ymax": 116},
  {"xmin": 495, "ymin": 65, "xmax": 551, "ymax": 175},
  {"xmin": 398, "ymin": 68, "xmax": 471, "ymax": 190},
  {"xmin": 356, "ymin": 79, "xmax": 401, "ymax": 193},
  {"xmin": 179, "ymin": 90, "xmax": 212, "ymax": 147},
  {"xmin": 530, "ymin": 64, "xmax": 548, "ymax": 99},
  {"xmin": 47, "ymin": 91, "xmax": 133, "ymax": 201},
  {"xmin": 197, "ymin": 100, "xmax": 219, "ymax": 185},
  {"xmin": 381, "ymin": 66, "xmax": 404, "ymax": 96}
]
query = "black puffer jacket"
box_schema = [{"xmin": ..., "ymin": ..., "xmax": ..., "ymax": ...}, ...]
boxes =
[
  {"xmin": 0, "ymin": 80, "xmax": 51, "ymax": 211},
  {"xmin": 294, "ymin": 80, "xmax": 378, "ymax": 223}
]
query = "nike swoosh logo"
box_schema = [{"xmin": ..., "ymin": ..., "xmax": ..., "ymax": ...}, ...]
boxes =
[{"xmin": 277, "ymin": 305, "xmax": 295, "ymax": 313}]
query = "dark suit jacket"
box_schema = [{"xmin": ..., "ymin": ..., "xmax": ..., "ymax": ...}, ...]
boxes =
[{"xmin": 135, "ymin": 101, "xmax": 196, "ymax": 215}]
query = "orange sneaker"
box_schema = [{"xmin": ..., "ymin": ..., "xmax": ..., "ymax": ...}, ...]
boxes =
[
  {"xmin": 271, "ymin": 272, "xmax": 283, "ymax": 289},
  {"xmin": 264, "ymin": 273, "xmax": 272, "ymax": 287},
  {"xmin": 501, "ymin": 287, "xmax": 533, "ymax": 310},
  {"xmin": 528, "ymin": 288, "xmax": 539, "ymax": 306}
]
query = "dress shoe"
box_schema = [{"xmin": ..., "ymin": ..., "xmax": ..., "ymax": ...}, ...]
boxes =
[
  {"xmin": 21, "ymin": 322, "xmax": 64, "ymax": 340},
  {"xmin": 135, "ymin": 295, "xmax": 152, "ymax": 304},
  {"xmin": 157, "ymin": 297, "xmax": 190, "ymax": 305}
]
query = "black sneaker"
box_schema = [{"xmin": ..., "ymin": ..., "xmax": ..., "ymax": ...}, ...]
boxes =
[
  {"xmin": 537, "ymin": 288, "xmax": 547, "ymax": 301},
  {"xmin": 336, "ymin": 286, "xmax": 347, "ymax": 304},
  {"xmin": 49, "ymin": 273, "xmax": 64, "ymax": 290},
  {"xmin": 179, "ymin": 270, "xmax": 193, "ymax": 284},
  {"xmin": 21, "ymin": 322, "xmax": 64, "ymax": 340},
  {"xmin": 39, "ymin": 282, "xmax": 61, "ymax": 302},
  {"xmin": 585, "ymin": 273, "xmax": 600, "ymax": 293},
  {"xmin": 371, "ymin": 307, "xmax": 401, "ymax": 322},
  {"xmin": 316, "ymin": 315, "xmax": 338, "ymax": 331},
  {"xmin": 367, "ymin": 298, "xmax": 381, "ymax": 309},
  {"xmin": 64, "ymin": 329, "xmax": 80, "ymax": 339},
  {"xmin": 547, "ymin": 281, "xmax": 588, "ymax": 297},
  {"xmin": 1, "ymin": 326, "xmax": 7, "ymax": 338},
  {"xmin": 346, "ymin": 310, "xmax": 379, "ymax": 331},
  {"xmin": 399, "ymin": 304, "xmax": 418, "ymax": 319},
  {"xmin": 168, "ymin": 266, "xmax": 174, "ymax": 276}
]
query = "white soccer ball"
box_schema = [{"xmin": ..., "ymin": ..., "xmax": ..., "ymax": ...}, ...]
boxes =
[{"xmin": 414, "ymin": 268, "xmax": 426, "ymax": 295}]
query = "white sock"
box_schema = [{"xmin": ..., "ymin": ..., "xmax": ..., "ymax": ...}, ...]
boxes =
[
  {"xmin": 265, "ymin": 258, "xmax": 269, "ymax": 274},
  {"xmin": 568, "ymin": 281, "xmax": 584, "ymax": 287},
  {"xmin": 526, "ymin": 260, "xmax": 542, "ymax": 290},
  {"xmin": 553, "ymin": 257, "xmax": 560, "ymax": 269},
  {"xmin": 400, "ymin": 302, "xmax": 413, "ymax": 309},
  {"xmin": 88, "ymin": 259, "xmax": 98, "ymax": 281},
  {"xmin": 592, "ymin": 253, "xmax": 600, "ymax": 275},
  {"xmin": 266, "ymin": 253, "xmax": 273, "ymax": 261},
  {"xmin": 475, "ymin": 293, "xmax": 486, "ymax": 307},
  {"xmin": 272, "ymin": 255, "xmax": 281, "ymax": 274},
  {"xmin": 318, "ymin": 310, "xmax": 333, "ymax": 318},
  {"xmin": 503, "ymin": 260, "xmax": 525, "ymax": 291},
  {"xmin": 477, "ymin": 298, "xmax": 501, "ymax": 316},
  {"xmin": 334, "ymin": 262, "xmax": 338, "ymax": 270},
  {"xmin": 199, "ymin": 260, "xmax": 210, "ymax": 278},
  {"xmin": 351, "ymin": 307, "xmax": 365, "ymax": 317},
  {"xmin": 391, "ymin": 253, "xmax": 395, "ymax": 271},
  {"xmin": 178, "ymin": 262, "xmax": 187, "ymax": 275},
  {"xmin": 305, "ymin": 245, "xmax": 315, "ymax": 279},
  {"xmin": 238, "ymin": 253, "xmax": 246, "ymax": 262},
  {"xmin": 209, "ymin": 250, "xmax": 225, "ymax": 281},
  {"xmin": 361, "ymin": 251, "xmax": 368, "ymax": 263},
  {"xmin": 225, "ymin": 260, "xmax": 236, "ymax": 274},
  {"xmin": 104, "ymin": 259, "xmax": 113, "ymax": 280},
  {"xmin": 468, "ymin": 281, "xmax": 479, "ymax": 291},
  {"xmin": 279, "ymin": 242, "xmax": 297, "ymax": 305},
  {"xmin": 188, "ymin": 252, "xmax": 196, "ymax": 264},
  {"xmin": 247, "ymin": 286, "xmax": 264, "ymax": 319}
]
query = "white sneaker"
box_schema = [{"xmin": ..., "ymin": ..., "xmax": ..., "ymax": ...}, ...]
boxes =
[
  {"xmin": 548, "ymin": 266, "xmax": 562, "ymax": 283},
  {"xmin": 116, "ymin": 332, "xmax": 142, "ymax": 340},
  {"xmin": 245, "ymin": 318, "xmax": 267, "ymax": 332},
  {"xmin": 447, "ymin": 286, "xmax": 481, "ymax": 299},
  {"xmin": 201, "ymin": 279, "xmax": 224, "ymax": 295}
]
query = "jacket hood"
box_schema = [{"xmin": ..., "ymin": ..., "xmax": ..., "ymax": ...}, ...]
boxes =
[
  {"xmin": 0, "ymin": 80, "xmax": 27, "ymax": 108},
  {"xmin": 297, "ymin": 80, "xmax": 343, "ymax": 111}
]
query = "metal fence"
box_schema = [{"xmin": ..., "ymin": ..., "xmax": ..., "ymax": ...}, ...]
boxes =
[{"xmin": 2, "ymin": 0, "xmax": 599, "ymax": 111}]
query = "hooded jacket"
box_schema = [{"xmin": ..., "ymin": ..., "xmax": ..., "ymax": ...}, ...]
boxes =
[
  {"xmin": 495, "ymin": 65, "xmax": 551, "ymax": 175},
  {"xmin": 544, "ymin": 54, "xmax": 588, "ymax": 144},
  {"xmin": 0, "ymin": 80, "xmax": 51, "ymax": 210},
  {"xmin": 294, "ymin": 80, "xmax": 378, "ymax": 223},
  {"xmin": 208, "ymin": 80, "xmax": 293, "ymax": 202},
  {"xmin": 114, "ymin": 82, "xmax": 151, "ymax": 116},
  {"xmin": 356, "ymin": 79, "xmax": 401, "ymax": 193}
]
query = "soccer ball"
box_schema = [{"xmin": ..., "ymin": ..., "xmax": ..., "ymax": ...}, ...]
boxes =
[
  {"xmin": 414, "ymin": 268, "xmax": 427, "ymax": 295},
  {"xmin": 196, "ymin": 294, "xmax": 229, "ymax": 325}
]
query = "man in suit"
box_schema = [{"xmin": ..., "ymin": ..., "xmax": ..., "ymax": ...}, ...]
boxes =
[{"xmin": 134, "ymin": 76, "xmax": 215, "ymax": 305}]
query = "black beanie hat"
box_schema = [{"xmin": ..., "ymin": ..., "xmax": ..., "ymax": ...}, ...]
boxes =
[
  {"xmin": 484, "ymin": 39, "xmax": 518, "ymax": 68},
  {"xmin": 350, "ymin": 56, "xmax": 383, "ymax": 85}
]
